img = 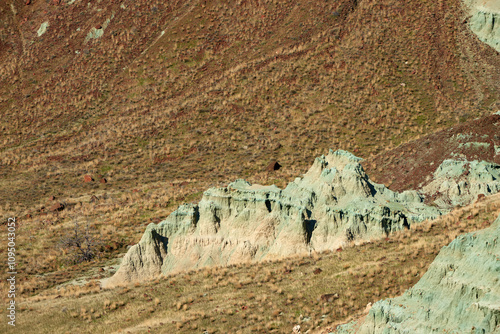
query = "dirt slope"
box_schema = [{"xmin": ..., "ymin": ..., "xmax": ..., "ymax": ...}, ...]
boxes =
[
  {"xmin": 363, "ymin": 113, "xmax": 500, "ymax": 192},
  {"xmin": 1, "ymin": 0, "xmax": 500, "ymax": 306},
  {"xmin": 1, "ymin": 0, "xmax": 499, "ymax": 215}
]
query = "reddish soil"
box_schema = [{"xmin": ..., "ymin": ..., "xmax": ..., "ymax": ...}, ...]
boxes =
[
  {"xmin": 363, "ymin": 114, "xmax": 500, "ymax": 192},
  {"xmin": 0, "ymin": 0, "xmax": 499, "ymax": 213}
]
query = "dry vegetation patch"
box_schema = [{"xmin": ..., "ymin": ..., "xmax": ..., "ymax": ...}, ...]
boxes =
[
  {"xmin": 0, "ymin": 0, "xmax": 499, "ymax": 331},
  {"xmin": 6, "ymin": 195, "xmax": 499, "ymax": 333}
]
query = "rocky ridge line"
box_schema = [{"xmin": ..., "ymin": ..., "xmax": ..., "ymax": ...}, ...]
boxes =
[{"xmin": 105, "ymin": 150, "xmax": 500, "ymax": 286}]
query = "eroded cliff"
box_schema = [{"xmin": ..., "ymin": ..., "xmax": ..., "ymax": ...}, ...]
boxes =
[
  {"xmin": 105, "ymin": 150, "xmax": 500, "ymax": 286},
  {"xmin": 340, "ymin": 213, "xmax": 500, "ymax": 333},
  {"xmin": 466, "ymin": 0, "xmax": 500, "ymax": 52}
]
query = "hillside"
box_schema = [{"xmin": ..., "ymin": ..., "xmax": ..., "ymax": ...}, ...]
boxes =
[
  {"xmin": 5, "ymin": 194, "xmax": 500, "ymax": 333},
  {"xmin": 1, "ymin": 0, "xmax": 499, "ymax": 216},
  {"xmin": 1, "ymin": 0, "xmax": 500, "ymax": 332}
]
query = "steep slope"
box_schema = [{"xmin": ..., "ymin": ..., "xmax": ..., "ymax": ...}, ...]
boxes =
[
  {"xmin": 336, "ymin": 213, "xmax": 500, "ymax": 334},
  {"xmin": 363, "ymin": 113, "xmax": 500, "ymax": 194},
  {"xmin": 106, "ymin": 149, "xmax": 500, "ymax": 286},
  {"xmin": 1, "ymin": 0, "xmax": 499, "ymax": 217}
]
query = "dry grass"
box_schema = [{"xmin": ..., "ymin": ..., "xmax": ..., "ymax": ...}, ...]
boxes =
[
  {"xmin": 0, "ymin": 0, "xmax": 498, "ymax": 290},
  {"xmin": 4, "ymin": 194, "xmax": 499, "ymax": 333},
  {"xmin": 0, "ymin": 0, "xmax": 499, "ymax": 331}
]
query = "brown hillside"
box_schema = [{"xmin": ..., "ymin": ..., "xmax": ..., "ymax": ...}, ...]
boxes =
[
  {"xmin": 363, "ymin": 113, "xmax": 500, "ymax": 191},
  {"xmin": 1, "ymin": 0, "xmax": 499, "ymax": 214},
  {"xmin": 0, "ymin": 0, "xmax": 499, "ymax": 297}
]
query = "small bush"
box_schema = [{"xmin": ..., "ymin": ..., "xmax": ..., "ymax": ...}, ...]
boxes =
[{"xmin": 59, "ymin": 219, "xmax": 102, "ymax": 264}]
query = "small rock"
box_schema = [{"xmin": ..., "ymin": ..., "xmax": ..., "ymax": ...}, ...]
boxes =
[
  {"xmin": 49, "ymin": 195, "xmax": 56, "ymax": 201},
  {"xmin": 313, "ymin": 268, "xmax": 323, "ymax": 275},
  {"xmin": 266, "ymin": 161, "xmax": 282, "ymax": 172},
  {"xmin": 364, "ymin": 302, "xmax": 372, "ymax": 313},
  {"xmin": 25, "ymin": 0, "xmax": 31, "ymax": 5},
  {"xmin": 476, "ymin": 193, "xmax": 486, "ymax": 202},
  {"xmin": 49, "ymin": 203, "xmax": 64, "ymax": 212},
  {"xmin": 84, "ymin": 175, "xmax": 94, "ymax": 182},
  {"xmin": 100, "ymin": 177, "xmax": 107, "ymax": 184},
  {"xmin": 96, "ymin": 24, "xmax": 102, "ymax": 30}
]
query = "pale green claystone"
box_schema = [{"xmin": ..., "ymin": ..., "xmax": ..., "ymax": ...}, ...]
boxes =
[
  {"xmin": 343, "ymin": 215, "xmax": 500, "ymax": 334},
  {"xmin": 107, "ymin": 150, "xmax": 500, "ymax": 287}
]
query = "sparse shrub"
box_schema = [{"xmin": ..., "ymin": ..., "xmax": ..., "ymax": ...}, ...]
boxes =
[{"xmin": 59, "ymin": 219, "xmax": 102, "ymax": 264}]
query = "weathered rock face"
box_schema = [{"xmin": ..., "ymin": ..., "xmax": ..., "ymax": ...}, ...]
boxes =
[
  {"xmin": 106, "ymin": 150, "xmax": 444, "ymax": 286},
  {"xmin": 106, "ymin": 150, "xmax": 500, "ymax": 286},
  {"xmin": 109, "ymin": 225, "xmax": 168, "ymax": 284},
  {"xmin": 465, "ymin": 0, "xmax": 500, "ymax": 52},
  {"xmin": 421, "ymin": 159, "xmax": 500, "ymax": 209},
  {"xmin": 347, "ymin": 214, "xmax": 500, "ymax": 334}
]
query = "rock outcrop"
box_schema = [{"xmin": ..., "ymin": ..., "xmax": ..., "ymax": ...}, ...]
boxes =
[
  {"xmin": 111, "ymin": 225, "xmax": 169, "ymax": 283},
  {"xmin": 465, "ymin": 0, "xmax": 500, "ymax": 52},
  {"xmin": 339, "ymin": 213, "xmax": 500, "ymax": 333},
  {"xmin": 106, "ymin": 150, "xmax": 444, "ymax": 286},
  {"xmin": 421, "ymin": 159, "xmax": 500, "ymax": 209},
  {"xmin": 106, "ymin": 150, "xmax": 500, "ymax": 286}
]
